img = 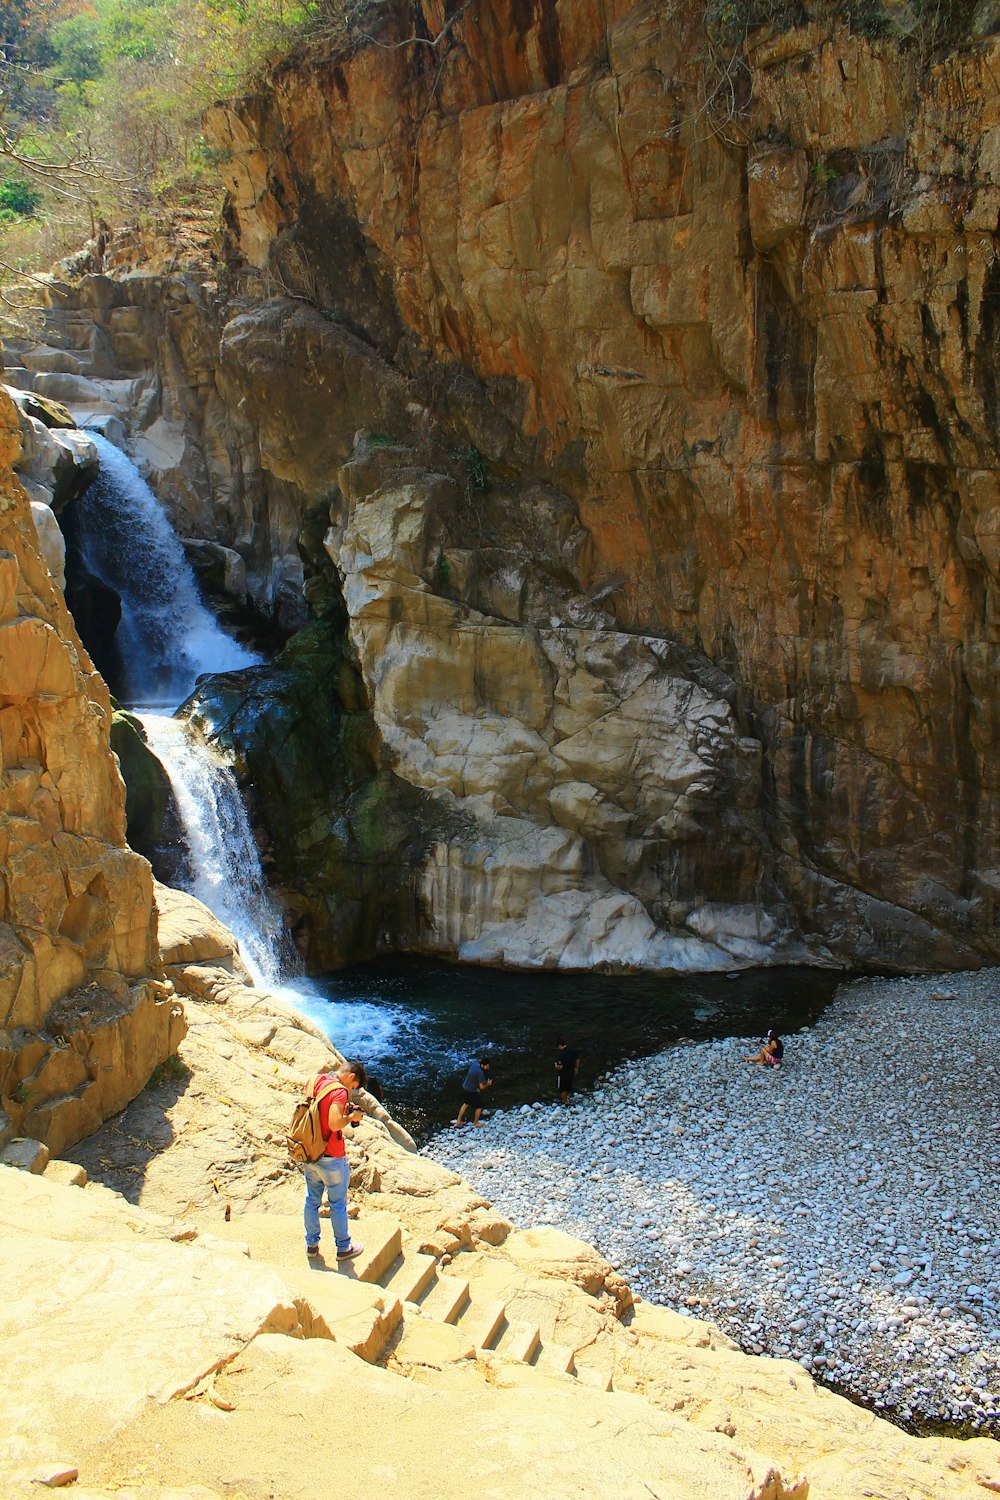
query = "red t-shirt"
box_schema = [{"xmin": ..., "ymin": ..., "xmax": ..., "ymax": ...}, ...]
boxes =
[{"xmin": 312, "ymin": 1074, "xmax": 348, "ymax": 1159}]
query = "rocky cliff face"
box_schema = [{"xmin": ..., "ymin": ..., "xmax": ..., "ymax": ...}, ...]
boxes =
[
  {"xmin": 0, "ymin": 388, "xmax": 183, "ymax": 1153},
  {"xmin": 11, "ymin": 0, "xmax": 1000, "ymax": 971},
  {"xmin": 201, "ymin": 3, "xmax": 1000, "ymax": 971}
]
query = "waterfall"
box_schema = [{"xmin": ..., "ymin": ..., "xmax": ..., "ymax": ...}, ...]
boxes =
[
  {"xmin": 137, "ymin": 712, "xmax": 298, "ymax": 989},
  {"xmin": 75, "ymin": 433, "xmax": 394, "ymax": 1056},
  {"xmin": 73, "ymin": 431, "xmax": 300, "ymax": 984},
  {"xmin": 136, "ymin": 711, "xmax": 390, "ymax": 1052},
  {"xmin": 75, "ymin": 434, "xmax": 259, "ymax": 705}
]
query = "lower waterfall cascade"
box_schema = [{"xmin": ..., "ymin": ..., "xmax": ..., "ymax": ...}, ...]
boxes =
[{"xmin": 136, "ymin": 711, "xmax": 298, "ymax": 989}]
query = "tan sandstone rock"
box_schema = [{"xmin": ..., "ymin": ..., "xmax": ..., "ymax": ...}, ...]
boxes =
[{"xmin": 0, "ymin": 386, "xmax": 181, "ymax": 1151}]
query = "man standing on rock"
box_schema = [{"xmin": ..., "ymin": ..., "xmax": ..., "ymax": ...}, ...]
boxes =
[
  {"xmin": 555, "ymin": 1040, "xmax": 580, "ymax": 1104},
  {"xmin": 454, "ymin": 1058, "xmax": 492, "ymax": 1126},
  {"xmin": 304, "ymin": 1060, "xmax": 367, "ymax": 1263}
]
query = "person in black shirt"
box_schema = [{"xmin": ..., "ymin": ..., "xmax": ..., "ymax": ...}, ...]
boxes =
[
  {"xmin": 555, "ymin": 1041, "xmax": 580, "ymax": 1103},
  {"xmin": 745, "ymin": 1029, "xmax": 784, "ymax": 1068}
]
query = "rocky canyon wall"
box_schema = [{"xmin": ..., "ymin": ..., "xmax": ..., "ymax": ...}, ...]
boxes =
[
  {"xmin": 200, "ymin": 0, "xmax": 1000, "ymax": 971},
  {"xmin": 0, "ymin": 388, "xmax": 183, "ymax": 1153},
  {"xmin": 11, "ymin": 0, "xmax": 1000, "ymax": 972}
]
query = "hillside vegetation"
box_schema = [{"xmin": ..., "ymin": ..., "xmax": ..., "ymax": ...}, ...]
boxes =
[{"xmin": 0, "ymin": 0, "xmax": 364, "ymax": 286}]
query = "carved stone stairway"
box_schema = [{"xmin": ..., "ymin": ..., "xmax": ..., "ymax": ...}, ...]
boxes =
[{"xmin": 212, "ymin": 1207, "xmax": 612, "ymax": 1390}]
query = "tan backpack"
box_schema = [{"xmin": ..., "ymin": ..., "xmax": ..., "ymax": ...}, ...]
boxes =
[{"xmin": 287, "ymin": 1077, "xmax": 339, "ymax": 1164}]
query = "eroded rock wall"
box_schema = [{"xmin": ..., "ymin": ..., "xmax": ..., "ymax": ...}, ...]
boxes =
[
  {"xmin": 0, "ymin": 388, "xmax": 183, "ymax": 1153},
  {"xmin": 196, "ymin": 3, "xmax": 1000, "ymax": 969}
]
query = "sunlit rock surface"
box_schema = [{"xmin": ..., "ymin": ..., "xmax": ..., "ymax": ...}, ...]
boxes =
[{"xmin": 0, "ymin": 388, "xmax": 182, "ymax": 1152}]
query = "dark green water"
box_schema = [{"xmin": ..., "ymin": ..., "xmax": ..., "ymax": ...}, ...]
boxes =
[{"xmin": 305, "ymin": 958, "xmax": 843, "ymax": 1142}]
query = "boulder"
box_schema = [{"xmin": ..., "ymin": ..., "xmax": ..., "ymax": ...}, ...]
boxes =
[
  {"xmin": 0, "ymin": 1138, "xmax": 50, "ymax": 1174},
  {"xmin": 110, "ymin": 710, "xmax": 188, "ymax": 885},
  {"xmin": 154, "ymin": 882, "xmax": 249, "ymax": 976},
  {"xmin": 29, "ymin": 500, "xmax": 66, "ymax": 590},
  {"xmin": 504, "ymin": 1225, "xmax": 634, "ymax": 1314}
]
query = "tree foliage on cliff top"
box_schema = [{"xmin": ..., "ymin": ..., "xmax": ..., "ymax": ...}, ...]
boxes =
[
  {"xmin": 0, "ymin": 0, "xmax": 312, "ymax": 283},
  {"xmin": 706, "ymin": 0, "xmax": 988, "ymax": 50}
]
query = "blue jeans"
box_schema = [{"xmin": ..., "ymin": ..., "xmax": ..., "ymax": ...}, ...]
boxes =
[{"xmin": 303, "ymin": 1154, "xmax": 351, "ymax": 1253}]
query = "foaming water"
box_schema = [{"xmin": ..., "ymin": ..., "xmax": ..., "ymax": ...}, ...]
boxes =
[
  {"xmin": 137, "ymin": 713, "xmax": 415, "ymax": 1062},
  {"xmin": 76, "ymin": 434, "xmax": 258, "ymax": 703},
  {"xmin": 271, "ymin": 976, "xmax": 411, "ymax": 1059}
]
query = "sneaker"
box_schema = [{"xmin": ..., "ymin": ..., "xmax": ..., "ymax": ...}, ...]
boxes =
[
  {"xmin": 306, "ymin": 1244, "xmax": 320, "ymax": 1257},
  {"xmin": 336, "ymin": 1240, "xmax": 364, "ymax": 1262}
]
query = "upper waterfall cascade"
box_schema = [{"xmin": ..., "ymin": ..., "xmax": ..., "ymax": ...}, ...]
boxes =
[{"xmin": 76, "ymin": 433, "xmax": 259, "ymax": 707}]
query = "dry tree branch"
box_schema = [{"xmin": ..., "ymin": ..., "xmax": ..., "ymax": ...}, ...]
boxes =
[
  {"xmin": 300, "ymin": 0, "xmax": 470, "ymax": 59},
  {"xmin": 0, "ymin": 59, "xmax": 125, "ymax": 199},
  {"xmin": 355, "ymin": 1, "xmax": 471, "ymax": 51}
]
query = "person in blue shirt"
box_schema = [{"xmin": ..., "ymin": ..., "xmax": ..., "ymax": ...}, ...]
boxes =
[{"xmin": 454, "ymin": 1057, "xmax": 493, "ymax": 1126}]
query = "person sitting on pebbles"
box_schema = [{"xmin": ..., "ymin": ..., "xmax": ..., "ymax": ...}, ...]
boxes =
[{"xmin": 746, "ymin": 1029, "xmax": 784, "ymax": 1068}]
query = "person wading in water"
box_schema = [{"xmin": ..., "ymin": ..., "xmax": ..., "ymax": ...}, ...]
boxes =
[
  {"xmin": 555, "ymin": 1040, "xmax": 580, "ymax": 1103},
  {"xmin": 454, "ymin": 1058, "xmax": 492, "ymax": 1126}
]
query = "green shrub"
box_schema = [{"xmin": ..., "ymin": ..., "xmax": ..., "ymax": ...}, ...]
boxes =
[
  {"xmin": 454, "ymin": 445, "xmax": 490, "ymax": 493},
  {"xmin": 0, "ymin": 177, "xmax": 43, "ymax": 217}
]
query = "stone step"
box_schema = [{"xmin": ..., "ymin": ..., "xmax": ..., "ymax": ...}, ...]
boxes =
[
  {"xmin": 21, "ymin": 346, "xmax": 88, "ymax": 376},
  {"xmin": 207, "ymin": 1207, "xmax": 401, "ymax": 1283},
  {"xmin": 282, "ymin": 1267, "xmax": 402, "ymax": 1363},
  {"xmin": 418, "ymin": 1274, "xmax": 470, "ymax": 1325},
  {"xmin": 493, "ymin": 1318, "xmax": 541, "ymax": 1365},
  {"xmin": 393, "ymin": 1318, "xmax": 478, "ymax": 1371},
  {"xmin": 534, "ymin": 1340, "xmax": 577, "ymax": 1377},
  {"xmin": 384, "ymin": 1249, "xmax": 438, "ymax": 1306},
  {"xmin": 458, "ymin": 1296, "xmax": 507, "ymax": 1350},
  {"xmin": 350, "ymin": 1219, "xmax": 403, "ymax": 1284},
  {"xmin": 575, "ymin": 1363, "xmax": 614, "ymax": 1392}
]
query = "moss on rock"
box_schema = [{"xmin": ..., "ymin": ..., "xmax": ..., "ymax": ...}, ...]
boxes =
[
  {"xmin": 184, "ymin": 617, "xmax": 461, "ymax": 969},
  {"xmin": 110, "ymin": 705, "xmax": 189, "ymax": 885}
]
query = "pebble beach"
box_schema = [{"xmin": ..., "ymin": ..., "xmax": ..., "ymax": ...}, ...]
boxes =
[{"xmin": 426, "ymin": 970, "xmax": 1000, "ymax": 1434}]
